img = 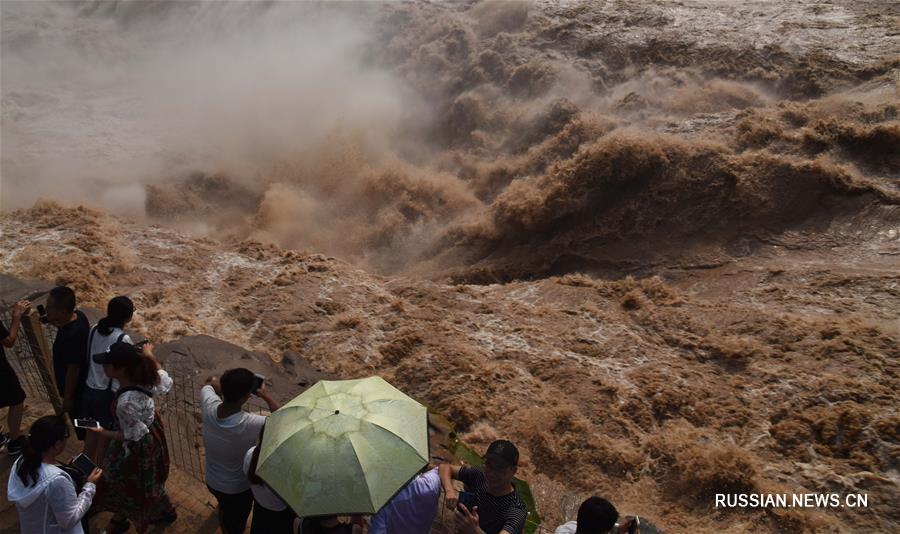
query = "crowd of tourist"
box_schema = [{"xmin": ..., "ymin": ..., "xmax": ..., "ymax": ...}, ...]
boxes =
[{"xmin": 2, "ymin": 288, "xmax": 658, "ymax": 534}]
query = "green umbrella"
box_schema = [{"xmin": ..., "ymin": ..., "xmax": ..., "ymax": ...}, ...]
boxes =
[{"xmin": 256, "ymin": 376, "xmax": 429, "ymax": 516}]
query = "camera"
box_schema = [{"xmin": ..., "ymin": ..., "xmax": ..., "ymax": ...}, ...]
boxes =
[{"xmin": 252, "ymin": 373, "xmax": 265, "ymax": 395}]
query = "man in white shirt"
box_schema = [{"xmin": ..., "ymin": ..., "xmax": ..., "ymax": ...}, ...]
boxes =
[{"xmin": 202, "ymin": 368, "xmax": 281, "ymax": 534}]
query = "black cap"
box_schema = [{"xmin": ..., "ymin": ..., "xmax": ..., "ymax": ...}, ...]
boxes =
[
  {"xmin": 575, "ymin": 496, "xmax": 618, "ymax": 534},
  {"xmin": 92, "ymin": 341, "xmax": 140, "ymax": 365},
  {"xmin": 484, "ymin": 439, "xmax": 518, "ymax": 468}
]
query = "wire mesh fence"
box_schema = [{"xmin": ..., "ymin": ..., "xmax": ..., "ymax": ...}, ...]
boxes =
[
  {"xmin": 1, "ymin": 309, "xmax": 60, "ymax": 410},
  {"xmin": 155, "ymin": 372, "xmax": 272, "ymax": 484},
  {"xmin": 155, "ymin": 372, "xmax": 207, "ymax": 483}
]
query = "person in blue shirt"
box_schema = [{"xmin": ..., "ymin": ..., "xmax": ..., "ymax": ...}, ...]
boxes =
[{"xmin": 369, "ymin": 464, "xmax": 442, "ymax": 534}]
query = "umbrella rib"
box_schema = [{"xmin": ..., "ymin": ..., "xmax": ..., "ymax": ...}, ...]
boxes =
[
  {"xmin": 266, "ymin": 377, "xmax": 427, "ymax": 515},
  {"xmin": 346, "ymin": 432, "xmax": 377, "ymax": 513},
  {"xmin": 360, "ymin": 418, "xmax": 426, "ymax": 453},
  {"xmin": 363, "ymin": 420, "xmax": 428, "ymax": 460},
  {"xmin": 355, "ymin": 402, "xmax": 428, "ymax": 453},
  {"xmin": 352, "ymin": 421, "xmax": 429, "ymax": 511},
  {"xmin": 262, "ymin": 407, "xmax": 314, "ymax": 456}
]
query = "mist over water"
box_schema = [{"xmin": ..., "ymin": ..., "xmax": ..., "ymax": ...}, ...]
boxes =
[
  {"xmin": 2, "ymin": 1, "xmax": 418, "ymax": 218},
  {"xmin": 3, "ymin": 0, "xmax": 898, "ymax": 276}
]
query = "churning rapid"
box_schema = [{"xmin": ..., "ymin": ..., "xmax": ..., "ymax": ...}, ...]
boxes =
[{"xmin": 1, "ymin": 1, "xmax": 899, "ymax": 532}]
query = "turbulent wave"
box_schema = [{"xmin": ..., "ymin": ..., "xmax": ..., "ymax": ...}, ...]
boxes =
[
  {"xmin": 2, "ymin": 3, "xmax": 900, "ymax": 532},
  {"xmin": 2, "ymin": 200, "xmax": 898, "ymax": 533},
  {"xmin": 3, "ymin": 0, "xmax": 898, "ymax": 278}
]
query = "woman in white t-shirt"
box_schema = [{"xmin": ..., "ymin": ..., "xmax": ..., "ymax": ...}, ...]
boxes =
[
  {"xmin": 82, "ymin": 296, "xmax": 134, "ymax": 464},
  {"xmin": 244, "ymin": 424, "xmax": 295, "ymax": 533}
]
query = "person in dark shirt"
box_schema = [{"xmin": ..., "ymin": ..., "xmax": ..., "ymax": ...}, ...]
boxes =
[
  {"xmin": 0, "ymin": 299, "xmax": 31, "ymax": 456},
  {"xmin": 45, "ymin": 286, "xmax": 90, "ymax": 440},
  {"xmin": 440, "ymin": 440, "xmax": 528, "ymax": 534}
]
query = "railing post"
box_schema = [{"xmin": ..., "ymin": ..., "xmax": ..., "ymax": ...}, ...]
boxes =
[{"xmin": 20, "ymin": 310, "xmax": 64, "ymax": 415}]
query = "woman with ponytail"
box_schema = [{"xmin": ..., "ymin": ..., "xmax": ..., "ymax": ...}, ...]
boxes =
[
  {"xmin": 83, "ymin": 296, "xmax": 135, "ymax": 463},
  {"xmin": 6, "ymin": 415, "xmax": 102, "ymax": 534},
  {"xmin": 87, "ymin": 341, "xmax": 177, "ymax": 533}
]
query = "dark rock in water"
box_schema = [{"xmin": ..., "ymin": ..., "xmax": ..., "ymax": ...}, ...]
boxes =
[
  {"xmin": 0, "ymin": 274, "xmax": 102, "ymax": 323},
  {"xmin": 281, "ymin": 350, "xmax": 336, "ymax": 389},
  {"xmin": 154, "ymin": 334, "xmax": 335, "ymax": 403},
  {"xmin": 147, "ymin": 335, "xmax": 461, "ymax": 466},
  {"xmin": 0, "ymin": 273, "xmax": 53, "ymax": 306}
]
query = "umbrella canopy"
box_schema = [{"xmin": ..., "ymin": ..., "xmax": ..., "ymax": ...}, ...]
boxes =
[{"xmin": 256, "ymin": 376, "xmax": 429, "ymax": 516}]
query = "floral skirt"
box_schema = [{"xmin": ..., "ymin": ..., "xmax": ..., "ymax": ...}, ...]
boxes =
[{"xmin": 93, "ymin": 415, "xmax": 175, "ymax": 532}]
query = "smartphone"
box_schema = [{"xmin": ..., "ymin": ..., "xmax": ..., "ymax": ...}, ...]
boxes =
[
  {"xmin": 134, "ymin": 339, "xmax": 150, "ymax": 350},
  {"xmin": 71, "ymin": 453, "xmax": 97, "ymax": 476},
  {"xmin": 458, "ymin": 491, "xmax": 477, "ymax": 512},
  {"xmin": 73, "ymin": 418, "xmax": 101, "ymax": 429},
  {"xmin": 252, "ymin": 373, "xmax": 265, "ymax": 395},
  {"xmin": 36, "ymin": 304, "xmax": 48, "ymax": 324}
]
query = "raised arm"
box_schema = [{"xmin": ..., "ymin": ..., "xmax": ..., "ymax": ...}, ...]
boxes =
[
  {"xmin": 1, "ymin": 300, "xmax": 30, "ymax": 347},
  {"xmin": 439, "ymin": 463, "xmax": 463, "ymax": 510},
  {"xmin": 257, "ymin": 382, "xmax": 282, "ymax": 412}
]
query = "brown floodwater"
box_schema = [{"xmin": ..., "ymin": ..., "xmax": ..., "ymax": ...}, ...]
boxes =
[{"xmin": 2, "ymin": 1, "xmax": 898, "ymax": 532}]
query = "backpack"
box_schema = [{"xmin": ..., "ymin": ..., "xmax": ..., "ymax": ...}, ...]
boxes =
[{"xmin": 116, "ymin": 385, "xmax": 153, "ymax": 399}]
